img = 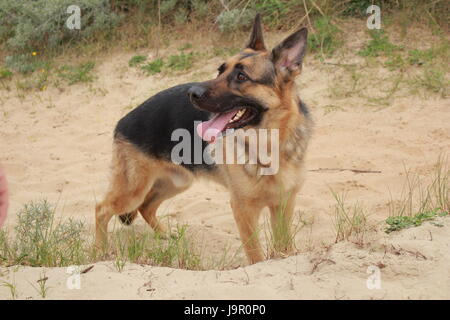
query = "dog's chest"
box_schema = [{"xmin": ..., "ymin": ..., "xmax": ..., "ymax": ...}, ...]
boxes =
[{"xmin": 219, "ymin": 156, "xmax": 304, "ymax": 199}]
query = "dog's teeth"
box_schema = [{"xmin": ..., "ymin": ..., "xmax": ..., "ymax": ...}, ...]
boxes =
[
  {"xmin": 237, "ymin": 109, "xmax": 246, "ymax": 117},
  {"xmin": 229, "ymin": 108, "xmax": 247, "ymax": 124}
]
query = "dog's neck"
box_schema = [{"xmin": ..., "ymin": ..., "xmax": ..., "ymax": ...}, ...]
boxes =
[{"xmin": 276, "ymin": 83, "xmax": 313, "ymax": 164}]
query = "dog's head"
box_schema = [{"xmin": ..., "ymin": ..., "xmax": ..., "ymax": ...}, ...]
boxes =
[{"xmin": 189, "ymin": 14, "xmax": 308, "ymax": 143}]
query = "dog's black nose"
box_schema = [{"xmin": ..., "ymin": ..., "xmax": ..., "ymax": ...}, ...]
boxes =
[{"xmin": 188, "ymin": 85, "xmax": 206, "ymax": 101}]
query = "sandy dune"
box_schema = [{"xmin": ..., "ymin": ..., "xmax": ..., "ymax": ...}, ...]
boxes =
[
  {"xmin": 0, "ymin": 219, "xmax": 449, "ymax": 299},
  {"xmin": 0, "ymin": 29, "xmax": 449, "ymax": 299}
]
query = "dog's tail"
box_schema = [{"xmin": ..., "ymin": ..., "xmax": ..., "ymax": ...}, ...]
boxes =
[{"xmin": 118, "ymin": 211, "xmax": 138, "ymax": 225}]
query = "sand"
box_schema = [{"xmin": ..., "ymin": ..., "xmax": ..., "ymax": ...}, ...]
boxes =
[
  {"xmin": 0, "ymin": 29, "xmax": 449, "ymax": 299},
  {"xmin": 0, "ymin": 219, "xmax": 449, "ymax": 299}
]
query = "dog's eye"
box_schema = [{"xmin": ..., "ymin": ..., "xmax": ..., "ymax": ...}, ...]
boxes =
[{"xmin": 236, "ymin": 72, "xmax": 248, "ymax": 82}]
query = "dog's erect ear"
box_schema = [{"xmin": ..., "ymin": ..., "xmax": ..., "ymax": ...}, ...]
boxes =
[
  {"xmin": 246, "ymin": 14, "xmax": 266, "ymax": 51},
  {"xmin": 271, "ymin": 27, "xmax": 308, "ymax": 77}
]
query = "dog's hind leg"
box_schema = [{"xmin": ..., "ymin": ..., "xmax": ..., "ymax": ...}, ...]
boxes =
[
  {"xmin": 139, "ymin": 169, "xmax": 193, "ymax": 236},
  {"xmin": 95, "ymin": 140, "xmax": 155, "ymax": 248}
]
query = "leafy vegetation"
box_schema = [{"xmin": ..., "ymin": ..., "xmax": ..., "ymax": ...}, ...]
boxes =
[
  {"xmin": 141, "ymin": 58, "xmax": 164, "ymax": 75},
  {"xmin": 128, "ymin": 55, "xmax": 147, "ymax": 67},
  {"xmin": 0, "ymin": 200, "xmax": 87, "ymax": 267},
  {"xmin": 358, "ymin": 30, "xmax": 401, "ymax": 57},
  {"xmin": 130, "ymin": 52, "xmax": 196, "ymax": 75},
  {"xmin": 57, "ymin": 62, "xmax": 96, "ymax": 84},
  {"xmin": 386, "ymin": 158, "xmax": 449, "ymax": 232},
  {"xmin": 341, "ymin": 0, "xmax": 375, "ymax": 16},
  {"xmin": 308, "ymin": 16, "xmax": 342, "ymax": 57},
  {"xmin": 0, "ymin": 66, "xmax": 12, "ymax": 80},
  {"xmin": 412, "ymin": 68, "xmax": 448, "ymax": 97},
  {"xmin": 0, "ymin": 0, "xmax": 120, "ymax": 54},
  {"xmin": 0, "ymin": 199, "xmax": 203, "ymax": 270},
  {"xmin": 167, "ymin": 52, "xmax": 194, "ymax": 71},
  {"xmin": 216, "ymin": 8, "xmax": 256, "ymax": 33},
  {"xmin": 385, "ymin": 209, "xmax": 448, "ymax": 233},
  {"xmin": 4, "ymin": 54, "xmax": 50, "ymax": 74}
]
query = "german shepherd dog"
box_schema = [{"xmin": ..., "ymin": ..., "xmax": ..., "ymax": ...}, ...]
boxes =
[{"xmin": 95, "ymin": 15, "xmax": 313, "ymax": 264}]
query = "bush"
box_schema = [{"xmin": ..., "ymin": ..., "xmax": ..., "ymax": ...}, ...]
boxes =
[
  {"xmin": 308, "ymin": 17, "xmax": 342, "ymax": 56},
  {"xmin": 141, "ymin": 58, "xmax": 164, "ymax": 75},
  {"xmin": 0, "ymin": 66, "xmax": 13, "ymax": 80},
  {"xmin": 0, "ymin": 0, "xmax": 121, "ymax": 54},
  {"xmin": 4, "ymin": 54, "xmax": 50, "ymax": 74},
  {"xmin": 128, "ymin": 55, "xmax": 147, "ymax": 67},
  {"xmin": 0, "ymin": 200, "xmax": 87, "ymax": 267},
  {"xmin": 57, "ymin": 62, "xmax": 96, "ymax": 84},
  {"xmin": 216, "ymin": 9, "xmax": 256, "ymax": 33},
  {"xmin": 358, "ymin": 30, "xmax": 401, "ymax": 57},
  {"xmin": 167, "ymin": 52, "xmax": 194, "ymax": 71},
  {"xmin": 342, "ymin": 0, "xmax": 375, "ymax": 16}
]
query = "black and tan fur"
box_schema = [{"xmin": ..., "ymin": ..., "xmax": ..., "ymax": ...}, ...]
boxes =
[{"xmin": 95, "ymin": 15, "xmax": 313, "ymax": 264}]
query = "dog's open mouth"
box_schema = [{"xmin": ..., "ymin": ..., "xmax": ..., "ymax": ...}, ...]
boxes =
[{"xmin": 196, "ymin": 107, "xmax": 260, "ymax": 143}]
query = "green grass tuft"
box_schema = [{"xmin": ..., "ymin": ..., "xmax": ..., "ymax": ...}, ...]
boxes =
[
  {"xmin": 410, "ymin": 68, "xmax": 448, "ymax": 97},
  {"xmin": 5, "ymin": 54, "xmax": 50, "ymax": 74},
  {"xmin": 167, "ymin": 52, "xmax": 194, "ymax": 71},
  {"xmin": 0, "ymin": 66, "xmax": 13, "ymax": 79},
  {"xmin": 141, "ymin": 58, "xmax": 164, "ymax": 75},
  {"xmin": 0, "ymin": 280, "xmax": 18, "ymax": 300},
  {"xmin": 358, "ymin": 30, "xmax": 401, "ymax": 57},
  {"xmin": 308, "ymin": 17, "xmax": 342, "ymax": 57},
  {"xmin": 57, "ymin": 62, "xmax": 95, "ymax": 85},
  {"xmin": 331, "ymin": 190, "xmax": 370, "ymax": 246},
  {"xmin": 408, "ymin": 48, "xmax": 435, "ymax": 66},
  {"xmin": 128, "ymin": 55, "xmax": 147, "ymax": 67}
]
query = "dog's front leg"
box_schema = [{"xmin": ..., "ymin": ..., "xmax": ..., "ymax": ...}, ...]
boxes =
[{"xmin": 230, "ymin": 197, "xmax": 264, "ymax": 264}]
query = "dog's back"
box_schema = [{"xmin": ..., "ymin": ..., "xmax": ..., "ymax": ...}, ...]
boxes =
[{"xmin": 115, "ymin": 83, "xmax": 213, "ymax": 172}]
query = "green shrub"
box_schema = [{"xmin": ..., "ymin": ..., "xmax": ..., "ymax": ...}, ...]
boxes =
[
  {"xmin": 0, "ymin": 0, "xmax": 120, "ymax": 54},
  {"xmin": 406, "ymin": 43, "xmax": 449, "ymax": 68},
  {"xmin": 141, "ymin": 58, "xmax": 164, "ymax": 75},
  {"xmin": 384, "ymin": 53, "xmax": 406, "ymax": 70},
  {"xmin": 385, "ymin": 209, "xmax": 448, "ymax": 233},
  {"xmin": 0, "ymin": 66, "xmax": 13, "ymax": 80},
  {"xmin": 411, "ymin": 68, "xmax": 448, "ymax": 97},
  {"xmin": 0, "ymin": 200, "xmax": 201, "ymax": 270},
  {"xmin": 128, "ymin": 55, "xmax": 147, "ymax": 67},
  {"xmin": 16, "ymin": 70, "xmax": 50, "ymax": 91},
  {"xmin": 342, "ymin": 0, "xmax": 375, "ymax": 16},
  {"xmin": 4, "ymin": 54, "xmax": 50, "ymax": 74},
  {"xmin": 216, "ymin": 9, "xmax": 256, "ymax": 33},
  {"xmin": 57, "ymin": 62, "xmax": 96, "ymax": 84},
  {"xmin": 0, "ymin": 200, "xmax": 87, "ymax": 267},
  {"xmin": 255, "ymin": 0, "xmax": 290, "ymax": 27},
  {"xmin": 167, "ymin": 52, "xmax": 194, "ymax": 71},
  {"xmin": 308, "ymin": 17, "xmax": 342, "ymax": 56},
  {"xmin": 358, "ymin": 30, "xmax": 401, "ymax": 57},
  {"xmin": 407, "ymin": 48, "xmax": 437, "ymax": 66}
]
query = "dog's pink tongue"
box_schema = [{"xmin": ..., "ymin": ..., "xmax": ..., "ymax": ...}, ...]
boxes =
[{"xmin": 196, "ymin": 111, "xmax": 237, "ymax": 143}]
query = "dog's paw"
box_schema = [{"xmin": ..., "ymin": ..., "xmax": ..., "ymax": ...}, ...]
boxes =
[{"xmin": 154, "ymin": 224, "xmax": 179, "ymax": 240}]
